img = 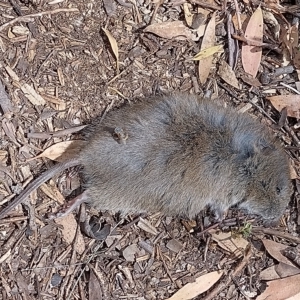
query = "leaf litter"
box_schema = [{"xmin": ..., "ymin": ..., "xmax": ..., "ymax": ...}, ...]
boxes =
[{"xmin": 0, "ymin": 0, "xmax": 300, "ymax": 299}]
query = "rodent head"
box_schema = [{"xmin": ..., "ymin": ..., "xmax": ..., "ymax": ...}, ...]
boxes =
[{"xmin": 235, "ymin": 141, "xmax": 291, "ymax": 225}]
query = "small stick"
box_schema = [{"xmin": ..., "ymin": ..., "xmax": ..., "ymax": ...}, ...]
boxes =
[
  {"xmin": 150, "ymin": 0, "xmax": 164, "ymax": 24},
  {"xmin": 252, "ymin": 226, "xmax": 300, "ymax": 244},
  {"xmin": 280, "ymin": 82, "xmax": 300, "ymax": 95},
  {"xmin": 284, "ymin": 124, "xmax": 300, "ymax": 147},
  {"xmin": 8, "ymin": 0, "xmax": 22, "ymax": 16},
  {"xmin": 231, "ymin": 34, "xmax": 278, "ymax": 50},
  {"xmin": 157, "ymin": 245, "xmax": 178, "ymax": 286},
  {"xmin": 27, "ymin": 125, "xmax": 87, "ymax": 139},
  {"xmin": 202, "ymin": 244, "xmax": 252, "ymax": 300},
  {"xmin": 0, "ymin": 8, "xmax": 79, "ymax": 32}
]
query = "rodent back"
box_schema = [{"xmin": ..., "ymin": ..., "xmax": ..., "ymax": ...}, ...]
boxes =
[{"xmin": 79, "ymin": 93, "xmax": 290, "ymax": 219}]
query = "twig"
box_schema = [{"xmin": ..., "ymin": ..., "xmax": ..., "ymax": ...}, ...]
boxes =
[
  {"xmin": 232, "ymin": 34, "xmax": 278, "ymax": 50},
  {"xmin": 284, "ymin": 124, "xmax": 300, "ymax": 146},
  {"xmin": 203, "ymin": 236, "xmax": 210, "ymax": 261},
  {"xmin": 202, "ymin": 244, "xmax": 252, "ymax": 300},
  {"xmin": 252, "ymin": 227, "xmax": 300, "ymax": 244},
  {"xmin": 247, "ymin": 97, "xmax": 277, "ymax": 124},
  {"xmin": 35, "ymin": 49, "xmax": 56, "ymax": 77},
  {"xmin": 157, "ymin": 245, "xmax": 178, "ymax": 287},
  {"xmin": 0, "ymin": 8, "xmax": 79, "ymax": 32},
  {"xmin": 8, "ymin": 0, "xmax": 22, "ymax": 16},
  {"xmin": 107, "ymin": 62, "xmax": 133, "ymax": 85},
  {"xmin": 260, "ymin": 65, "xmax": 295, "ymax": 84},
  {"xmin": 150, "ymin": 0, "xmax": 164, "ymax": 24},
  {"xmin": 280, "ymin": 82, "xmax": 300, "ymax": 95},
  {"xmin": 197, "ymin": 222, "xmax": 220, "ymax": 237},
  {"xmin": 0, "ymin": 215, "xmax": 27, "ymax": 224},
  {"xmin": 27, "ymin": 125, "xmax": 87, "ymax": 139}
]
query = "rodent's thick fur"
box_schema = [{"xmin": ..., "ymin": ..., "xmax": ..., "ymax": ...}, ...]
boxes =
[{"xmin": 82, "ymin": 93, "xmax": 290, "ymax": 223}]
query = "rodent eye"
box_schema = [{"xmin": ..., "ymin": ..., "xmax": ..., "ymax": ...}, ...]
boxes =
[{"xmin": 276, "ymin": 187, "xmax": 281, "ymax": 194}]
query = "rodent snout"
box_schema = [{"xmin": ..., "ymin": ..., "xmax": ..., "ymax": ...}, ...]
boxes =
[{"xmin": 238, "ymin": 196, "xmax": 287, "ymax": 226}]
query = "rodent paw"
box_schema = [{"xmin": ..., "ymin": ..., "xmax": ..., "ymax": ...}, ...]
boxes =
[{"xmin": 213, "ymin": 209, "xmax": 227, "ymax": 222}]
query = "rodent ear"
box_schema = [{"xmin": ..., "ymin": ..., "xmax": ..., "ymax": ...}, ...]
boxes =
[{"xmin": 253, "ymin": 140, "xmax": 275, "ymax": 156}]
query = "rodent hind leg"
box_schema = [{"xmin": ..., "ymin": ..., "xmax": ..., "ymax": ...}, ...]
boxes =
[{"xmin": 49, "ymin": 190, "xmax": 88, "ymax": 219}]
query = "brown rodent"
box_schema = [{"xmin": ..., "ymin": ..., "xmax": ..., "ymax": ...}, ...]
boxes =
[{"xmin": 0, "ymin": 93, "xmax": 291, "ymax": 224}]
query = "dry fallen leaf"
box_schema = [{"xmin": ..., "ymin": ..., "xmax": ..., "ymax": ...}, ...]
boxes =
[
  {"xmin": 287, "ymin": 292, "xmax": 300, "ymax": 300},
  {"xmin": 260, "ymin": 265, "xmax": 281, "ymax": 281},
  {"xmin": 166, "ymin": 270, "xmax": 224, "ymax": 300},
  {"xmin": 232, "ymin": 13, "xmax": 248, "ymax": 32},
  {"xmin": 283, "ymin": 246, "xmax": 300, "ymax": 268},
  {"xmin": 102, "ymin": 28, "xmax": 119, "ymax": 73},
  {"xmin": 275, "ymin": 262, "xmax": 300, "ymax": 278},
  {"xmin": 144, "ymin": 20, "xmax": 198, "ymax": 41},
  {"xmin": 260, "ymin": 262, "xmax": 300, "ymax": 281},
  {"xmin": 256, "ymin": 274, "xmax": 300, "ymax": 300},
  {"xmin": 263, "ymin": 10, "xmax": 280, "ymax": 40},
  {"xmin": 241, "ymin": 6, "xmax": 263, "ymax": 77},
  {"xmin": 89, "ymin": 268, "xmax": 106, "ymax": 300},
  {"xmin": 137, "ymin": 217, "xmax": 158, "ymax": 235},
  {"xmin": 198, "ymin": 11, "xmax": 216, "ymax": 84},
  {"xmin": 193, "ymin": 45, "xmax": 223, "ymax": 61},
  {"xmin": 267, "ymin": 95, "xmax": 300, "ymax": 118},
  {"xmin": 262, "ymin": 239, "xmax": 294, "ymax": 266},
  {"xmin": 290, "ymin": 24, "xmax": 299, "ymax": 48},
  {"xmin": 240, "ymin": 73, "xmax": 262, "ymax": 87},
  {"xmin": 105, "ymin": 234, "xmax": 122, "ymax": 247},
  {"xmin": 102, "ymin": 0, "xmax": 116, "ymax": 16},
  {"xmin": 26, "ymin": 140, "xmax": 85, "ymax": 162},
  {"xmin": 181, "ymin": 219, "xmax": 197, "ymax": 233},
  {"xmin": 123, "ymin": 244, "xmax": 140, "ymax": 262},
  {"xmin": 183, "ymin": 3, "xmax": 193, "ymax": 27},
  {"xmin": 210, "ymin": 229, "xmax": 249, "ymax": 256},
  {"xmin": 218, "ymin": 60, "xmax": 239, "ymax": 89},
  {"xmin": 55, "ymin": 214, "xmax": 85, "ymax": 255},
  {"xmin": 5, "ymin": 65, "xmax": 19, "ymax": 81}
]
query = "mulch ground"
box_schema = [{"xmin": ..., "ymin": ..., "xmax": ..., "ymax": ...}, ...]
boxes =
[{"xmin": 0, "ymin": 0, "xmax": 300, "ymax": 299}]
